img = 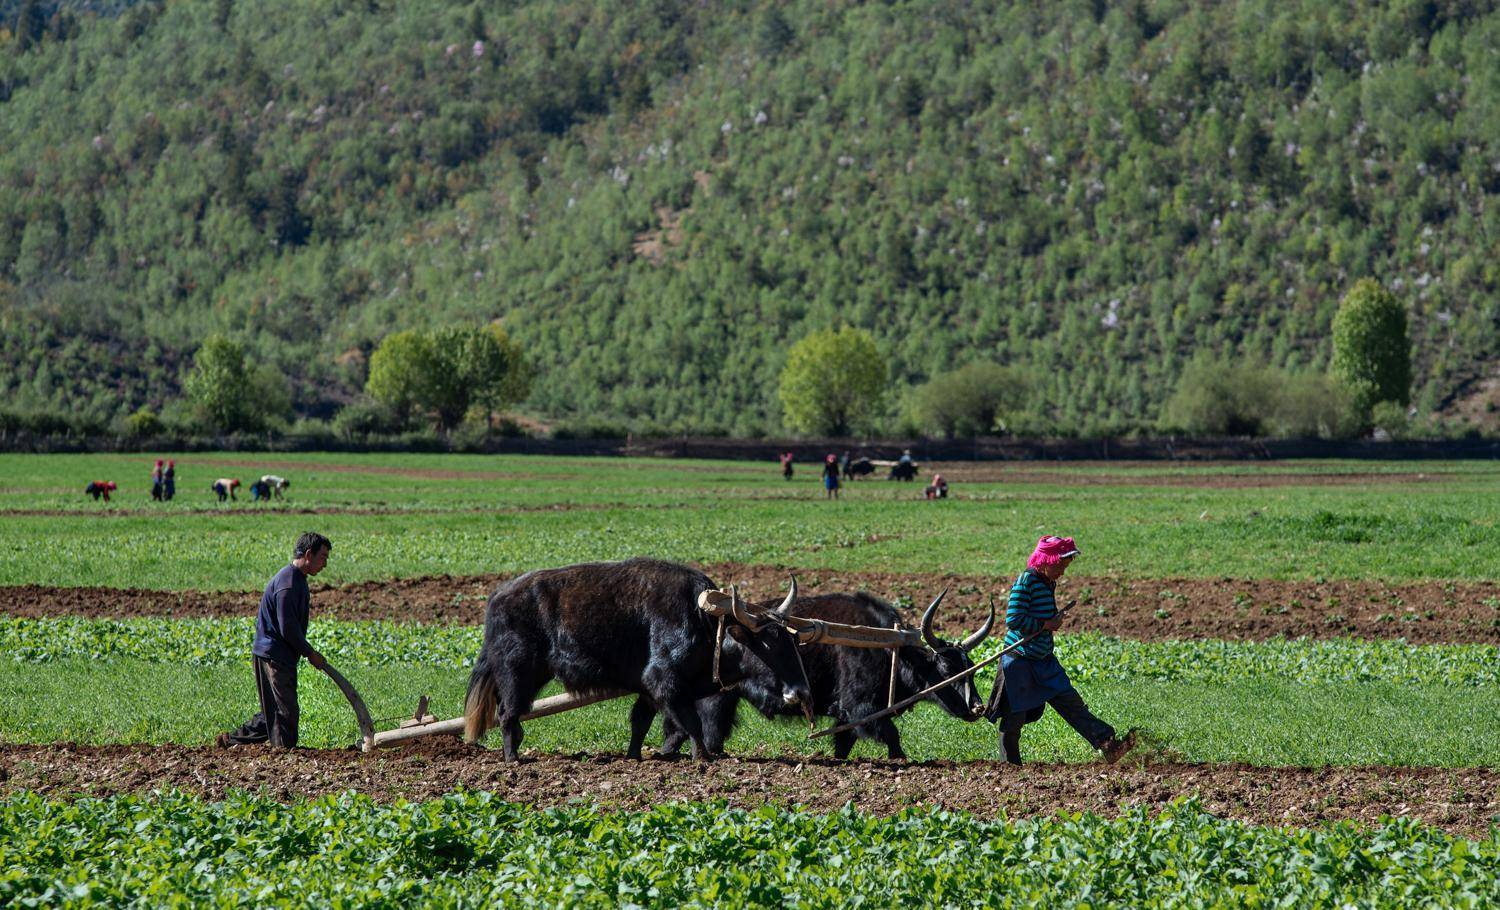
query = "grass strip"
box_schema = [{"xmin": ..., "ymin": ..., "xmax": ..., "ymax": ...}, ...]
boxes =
[
  {"xmin": 4, "ymin": 659, "xmax": 1499, "ymax": 767},
  {"xmin": 5, "ymin": 617, "xmax": 1497, "ymax": 687}
]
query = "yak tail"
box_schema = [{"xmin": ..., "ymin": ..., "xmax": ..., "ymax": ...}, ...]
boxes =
[{"xmin": 464, "ymin": 651, "xmax": 498, "ymax": 743}]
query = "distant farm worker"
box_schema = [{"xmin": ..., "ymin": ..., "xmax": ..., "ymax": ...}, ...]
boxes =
[
  {"xmin": 779, "ymin": 453, "xmax": 794, "ymax": 481},
  {"xmin": 260, "ymin": 474, "xmax": 290, "ymax": 499},
  {"xmin": 163, "ymin": 460, "xmax": 176, "ymax": 501},
  {"xmin": 83, "ymin": 480, "xmax": 117, "ymax": 502},
  {"xmin": 822, "ymin": 454, "xmax": 841, "ymax": 500},
  {"xmin": 985, "ymin": 536, "xmax": 1134, "ymax": 765},
  {"xmin": 218, "ymin": 532, "xmax": 332, "ymax": 748},
  {"xmin": 211, "ymin": 478, "xmax": 241, "ymax": 502},
  {"xmin": 249, "ymin": 479, "xmax": 272, "ymax": 502},
  {"xmin": 924, "ymin": 473, "xmax": 948, "ymax": 500},
  {"xmin": 150, "ymin": 460, "xmax": 164, "ymax": 501}
]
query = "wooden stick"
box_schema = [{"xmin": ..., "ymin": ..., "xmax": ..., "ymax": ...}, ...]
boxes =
[
  {"xmin": 887, "ymin": 624, "xmax": 900, "ymax": 708},
  {"xmin": 809, "ymin": 608, "xmax": 1070, "ymax": 741},
  {"xmin": 318, "ymin": 660, "xmax": 377, "ymax": 753},
  {"xmin": 369, "ymin": 689, "xmax": 629, "ymax": 749}
]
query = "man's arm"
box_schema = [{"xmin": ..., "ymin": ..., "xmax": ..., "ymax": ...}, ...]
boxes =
[{"xmin": 273, "ymin": 587, "xmax": 325, "ymax": 668}]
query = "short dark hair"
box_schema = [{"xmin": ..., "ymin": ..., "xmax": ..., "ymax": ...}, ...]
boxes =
[{"xmin": 293, "ymin": 532, "xmax": 332, "ymax": 559}]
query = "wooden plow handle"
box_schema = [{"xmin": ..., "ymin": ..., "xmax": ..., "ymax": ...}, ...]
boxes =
[
  {"xmin": 809, "ymin": 606, "xmax": 1071, "ymax": 740},
  {"xmin": 318, "ymin": 660, "xmax": 376, "ymax": 752}
]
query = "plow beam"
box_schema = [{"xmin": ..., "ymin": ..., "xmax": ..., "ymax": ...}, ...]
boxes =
[{"xmin": 368, "ymin": 689, "xmax": 629, "ymax": 750}]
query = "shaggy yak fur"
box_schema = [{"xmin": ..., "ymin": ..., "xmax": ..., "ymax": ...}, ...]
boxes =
[
  {"xmin": 660, "ymin": 591, "xmax": 993, "ymax": 760},
  {"xmin": 464, "ymin": 558, "xmax": 812, "ymax": 761}
]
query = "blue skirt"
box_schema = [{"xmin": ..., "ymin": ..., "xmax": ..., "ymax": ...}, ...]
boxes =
[{"xmin": 1000, "ymin": 653, "xmax": 1074, "ymax": 714}]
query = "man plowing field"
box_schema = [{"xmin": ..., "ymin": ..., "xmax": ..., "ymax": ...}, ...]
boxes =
[
  {"xmin": 217, "ymin": 532, "xmax": 332, "ymax": 748},
  {"xmin": 986, "ymin": 535, "xmax": 1134, "ymax": 765}
]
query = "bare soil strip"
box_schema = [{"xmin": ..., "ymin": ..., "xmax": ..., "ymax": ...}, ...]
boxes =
[
  {"xmin": 190, "ymin": 457, "xmax": 746, "ymax": 480},
  {"xmin": 5, "ymin": 565, "xmax": 1497, "ymax": 644},
  {"xmin": 1, "ymin": 742, "xmax": 1495, "ymax": 834},
  {"xmin": 923, "ymin": 463, "xmax": 1456, "ymax": 487}
]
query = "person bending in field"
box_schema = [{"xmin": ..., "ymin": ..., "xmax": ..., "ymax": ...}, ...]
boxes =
[
  {"xmin": 218, "ymin": 532, "xmax": 332, "ymax": 748},
  {"xmin": 985, "ymin": 535, "xmax": 1134, "ymax": 765},
  {"xmin": 260, "ymin": 474, "xmax": 290, "ymax": 499},
  {"xmin": 212, "ymin": 478, "xmax": 241, "ymax": 502},
  {"xmin": 84, "ymin": 480, "xmax": 117, "ymax": 502}
]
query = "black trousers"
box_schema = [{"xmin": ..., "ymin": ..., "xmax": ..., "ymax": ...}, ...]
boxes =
[
  {"xmin": 992, "ymin": 686, "xmax": 1114, "ymax": 765},
  {"xmin": 225, "ymin": 657, "xmax": 299, "ymax": 747}
]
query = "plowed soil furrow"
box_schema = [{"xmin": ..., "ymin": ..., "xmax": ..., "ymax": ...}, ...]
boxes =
[
  {"xmin": 2, "ymin": 743, "xmax": 1496, "ymax": 834},
  {"xmin": 5, "ymin": 565, "xmax": 1498, "ymax": 644}
]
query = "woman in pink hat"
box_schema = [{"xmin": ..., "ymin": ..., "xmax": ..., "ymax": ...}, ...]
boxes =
[{"xmin": 985, "ymin": 535, "xmax": 1132, "ymax": 765}]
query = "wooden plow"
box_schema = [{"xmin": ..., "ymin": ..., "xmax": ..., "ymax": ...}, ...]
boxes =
[{"xmin": 331, "ymin": 578, "xmax": 950, "ymax": 753}]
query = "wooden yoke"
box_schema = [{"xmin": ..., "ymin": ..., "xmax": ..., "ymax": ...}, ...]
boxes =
[{"xmin": 697, "ymin": 588, "xmax": 923, "ymax": 649}]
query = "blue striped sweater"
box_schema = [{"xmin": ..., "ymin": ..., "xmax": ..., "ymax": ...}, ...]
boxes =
[{"xmin": 1004, "ymin": 569, "xmax": 1057, "ymax": 660}]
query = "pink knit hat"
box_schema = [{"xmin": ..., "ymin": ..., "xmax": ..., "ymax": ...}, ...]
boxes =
[{"xmin": 1027, "ymin": 535, "xmax": 1079, "ymax": 570}]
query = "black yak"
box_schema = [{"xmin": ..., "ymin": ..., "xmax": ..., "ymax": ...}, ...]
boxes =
[
  {"xmin": 660, "ymin": 588, "xmax": 994, "ymax": 760},
  {"xmin": 464, "ymin": 558, "xmax": 812, "ymax": 761}
]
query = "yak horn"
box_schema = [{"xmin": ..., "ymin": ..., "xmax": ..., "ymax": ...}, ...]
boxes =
[
  {"xmin": 920, "ymin": 588, "xmax": 948, "ymax": 649},
  {"xmin": 776, "ymin": 575, "xmax": 798, "ymax": 616},
  {"xmin": 961, "ymin": 596, "xmax": 997, "ymax": 652},
  {"xmin": 730, "ymin": 584, "xmax": 762, "ymax": 630}
]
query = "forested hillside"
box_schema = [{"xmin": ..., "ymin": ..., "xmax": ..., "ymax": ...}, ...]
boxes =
[{"xmin": 2, "ymin": 0, "xmax": 1498, "ymax": 435}]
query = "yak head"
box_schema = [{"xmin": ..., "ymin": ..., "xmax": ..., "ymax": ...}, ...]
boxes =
[
  {"xmin": 713, "ymin": 584, "xmax": 814, "ymax": 721},
  {"xmin": 904, "ymin": 589, "xmax": 995, "ymax": 720}
]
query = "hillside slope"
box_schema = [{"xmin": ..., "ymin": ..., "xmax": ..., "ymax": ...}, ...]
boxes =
[{"xmin": 2, "ymin": 0, "xmax": 1498, "ymax": 434}]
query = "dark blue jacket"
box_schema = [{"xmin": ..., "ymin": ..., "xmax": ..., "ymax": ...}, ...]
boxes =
[{"xmin": 252, "ymin": 563, "xmax": 313, "ymax": 668}]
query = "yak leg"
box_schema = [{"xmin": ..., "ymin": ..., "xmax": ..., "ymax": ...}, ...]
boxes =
[
  {"xmin": 494, "ymin": 649, "xmax": 544, "ymax": 762},
  {"xmin": 658, "ymin": 693, "xmax": 709, "ymax": 760},
  {"xmin": 659, "ymin": 713, "xmax": 686, "ymax": 756},
  {"xmin": 872, "ymin": 718, "xmax": 907, "ymax": 760},
  {"xmin": 627, "ymin": 695, "xmax": 657, "ymax": 760},
  {"xmin": 832, "ymin": 729, "xmax": 858, "ymax": 760},
  {"xmin": 661, "ymin": 694, "xmax": 735, "ymax": 756},
  {"xmin": 699, "ymin": 694, "xmax": 738, "ymax": 754},
  {"xmin": 643, "ymin": 673, "xmax": 708, "ymax": 760}
]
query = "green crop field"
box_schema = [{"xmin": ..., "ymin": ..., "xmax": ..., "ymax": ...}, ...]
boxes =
[
  {"xmin": 4, "ymin": 793, "xmax": 1498, "ymax": 908},
  {"xmin": 4, "ymin": 452, "xmax": 1499, "ymax": 906},
  {"xmin": 3, "ymin": 618, "xmax": 1499, "ymax": 766},
  {"xmin": 3, "ymin": 453, "xmax": 1500, "ymax": 587}
]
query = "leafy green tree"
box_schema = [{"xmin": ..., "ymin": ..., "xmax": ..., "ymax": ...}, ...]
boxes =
[
  {"xmin": 1331, "ymin": 278, "xmax": 1411, "ymax": 422},
  {"xmin": 755, "ymin": 8, "xmax": 794, "ymax": 57},
  {"xmin": 365, "ymin": 329, "xmax": 433, "ymax": 429},
  {"xmin": 122, "ymin": 407, "xmax": 163, "ymax": 438},
  {"xmin": 13, "ymin": 0, "xmax": 46, "ymax": 52},
  {"xmin": 472, "ymin": 323, "xmax": 530, "ymax": 426},
  {"xmin": 1268, "ymin": 372, "xmax": 1358, "ymax": 439},
  {"xmin": 365, "ymin": 325, "xmax": 528, "ymax": 432},
  {"xmin": 913, "ymin": 361, "xmax": 1027, "ymax": 437},
  {"xmin": 183, "ymin": 335, "xmax": 258, "ymax": 432},
  {"xmin": 1159, "ymin": 356, "xmax": 1277, "ymax": 436},
  {"xmin": 778, "ymin": 327, "xmax": 887, "ymax": 436}
]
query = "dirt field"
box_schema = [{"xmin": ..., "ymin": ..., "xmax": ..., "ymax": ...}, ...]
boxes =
[
  {"xmin": 2, "ymin": 742, "xmax": 1495, "ymax": 834},
  {"xmin": 5, "ymin": 563, "xmax": 1497, "ymax": 644},
  {"xmin": 923, "ymin": 463, "xmax": 1457, "ymax": 488}
]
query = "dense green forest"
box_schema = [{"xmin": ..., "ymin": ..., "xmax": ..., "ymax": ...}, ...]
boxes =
[{"xmin": 2, "ymin": 0, "xmax": 1498, "ymax": 436}]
